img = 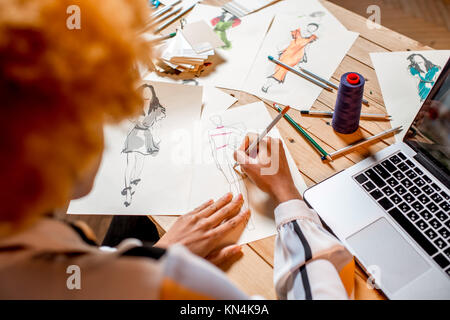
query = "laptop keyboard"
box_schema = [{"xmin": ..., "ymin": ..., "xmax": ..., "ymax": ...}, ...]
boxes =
[{"xmin": 354, "ymin": 152, "xmax": 450, "ymax": 278}]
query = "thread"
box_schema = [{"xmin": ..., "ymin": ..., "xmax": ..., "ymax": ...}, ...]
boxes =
[{"xmin": 332, "ymin": 72, "xmax": 365, "ymax": 134}]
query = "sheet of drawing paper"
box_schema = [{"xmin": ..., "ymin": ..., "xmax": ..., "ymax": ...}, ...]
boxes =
[
  {"xmin": 68, "ymin": 82, "xmax": 203, "ymax": 215},
  {"xmin": 142, "ymin": 72, "xmax": 237, "ymax": 119},
  {"xmin": 181, "ymin": 20, "xmax": 225, "ymax": 53},
  {"xmin": 149, "ymin": 4, "xmax": 274, "ymax": 91},
  {"xmin": 243, "ymin": 13, "xmax": 358, "ymax": 110},
  {"xmin": 201, "ymin": 86, "xmax": 237, "ymax": 119},
  {"xmin": 371, "ymin": 50, "xmax": 450, "ymax": 141},
  {"xmin": 189, "ymin": 102, "xmax": 308, "ymax": 244},
  {"xmin": 223, "ymin": 0, "xmax": 277, "ymax": 16},
  {"xmin": 258, "ymin": 0, "xmax": 348, "ymax": 32}
]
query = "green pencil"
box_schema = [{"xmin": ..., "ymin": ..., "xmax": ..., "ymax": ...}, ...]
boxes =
[{"xmin": 273, "ymin": 104, "xmax": 331, "ymax": 161}]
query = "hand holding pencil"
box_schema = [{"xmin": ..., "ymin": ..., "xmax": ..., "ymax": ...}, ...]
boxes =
[{"xmin": 234, "ymin": 134, "xmax": 302, "ymax": 205}]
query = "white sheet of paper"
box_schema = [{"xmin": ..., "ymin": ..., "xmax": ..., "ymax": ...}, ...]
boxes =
[
  {"xmin": 371, "ymin": 50, "xmax": 450, "ymax": 141},
  {"xmin": 189, "ymin": 102, "xmax": 308, "ymax": 244},
  {"xmin": 243, "ymin": 13, "xmax": 358, "ymax": 110},
  {"xmin": 149, "ymin": 4, "xmax": 274, "ymax": 91},
  {"xmin": 258, "ymin": 0, "xmax": 348, "ymax": 32},
  {"xmin": 223, "ymin": 0, "xmax": 277, "ymax": 17},
  {"xmin": 201, "ymin": 86, "xmax": 237, "ymax": 119},
  {"xmin": 68, "ymin": 82, "xmax": 203, "ymax": 215}
]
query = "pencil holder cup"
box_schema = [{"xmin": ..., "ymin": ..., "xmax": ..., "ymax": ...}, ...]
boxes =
[{"xmin": 332, "ymin": 72, "xmax": 365, "ymax": 134}]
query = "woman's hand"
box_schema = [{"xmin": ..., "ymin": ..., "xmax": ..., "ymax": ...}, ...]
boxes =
[
  {"xmin": 155, "ymin": 193, "xmax": 250, "ymax": 270},
  {"xmin": 234, "ymin": 134, "xmax": 301, "ymax": 206}
]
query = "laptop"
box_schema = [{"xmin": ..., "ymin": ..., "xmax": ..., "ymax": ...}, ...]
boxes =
[{"xmin": 304, "ymin": 59, "xmax": 450, "ymax": 299}]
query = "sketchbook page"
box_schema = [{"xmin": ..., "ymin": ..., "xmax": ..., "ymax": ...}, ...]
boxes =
[
  {"xmin": 189, "ymin": 102, "xmax": 308, "ymax": 245},
  {"xmin": 68, "ymin": 82, "xmax": 203, "ymax": 216},
  {"xmin": 149, "ymin": 4, "xmax": 274, "ymax": 91},
  {"xmin": 370, "ymin": 50, "xmax": 450, "ymax": 141},
  {"xmin": 243, "ymin": 13, "xmax": 358, "ymax": 110}
]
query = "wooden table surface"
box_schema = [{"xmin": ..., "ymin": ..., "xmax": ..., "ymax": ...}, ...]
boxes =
[{"xmin": 150, "ymin": 0, "xmax": 432, "ymax": 300}]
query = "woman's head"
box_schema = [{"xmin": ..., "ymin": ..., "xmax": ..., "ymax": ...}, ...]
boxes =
[
  {"xmin": 0, "ymin": 0, "xmax": 152, "ymax": 236},
  {"xmin": 407, "ymin": 54, "xmax": 436, "ymax": 73}
]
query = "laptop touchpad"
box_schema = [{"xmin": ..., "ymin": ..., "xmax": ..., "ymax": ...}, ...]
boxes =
[{"xmin": 346, "ymin": 218, "xmax": 431, "ymax": 294}]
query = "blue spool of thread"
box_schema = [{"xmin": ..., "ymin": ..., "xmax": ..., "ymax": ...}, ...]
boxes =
[{"xmin": 332, "ymin": 72, "xmax": 365, "ymax": 134}]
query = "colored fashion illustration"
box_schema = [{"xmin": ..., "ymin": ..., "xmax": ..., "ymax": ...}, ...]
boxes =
[
  {"xmin": 121, "ymin": 84, "xmax": 166, "ymax": 207},
  {"xmin": 407, "ymin": 53, "xmax": 441, "ymax": 102},
  {"xmin": 262, "ymin": 12, "xmax": 326, "ymax": 93},
  {"xmin": 262, "ymin": 23, "xmax": 319, "ymax": 93},
  {"xmin": 211, "ymin": 10, "xmax": 241, "ymax": 50},
  {"xmin": 208, "ymin": 116, "xmax": 254, "ymax": 230}
]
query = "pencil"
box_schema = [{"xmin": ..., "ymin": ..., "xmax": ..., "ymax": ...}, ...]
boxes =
[
  {"xmin": 233, "ymin": 106, "xmax": 290, "ymax": 169},
  {"xmin": 152, "ymin": 6, "xmax": 182, "ymax": 26},
  {"xmin": 327, "ymin": 126, "xmax": 402, "ymax": 160},
  {"xmin": 267, "ymin": 56, "xmax": 369, "ymax": 106},
  {"xmin": 151, "ymin": 0, "xmax": 181, "ymax": 18},
  {"xmin": 150, "ymin": 32, "xmax": 177, "ymax": 43},
  {"xmin": 273, "ymin": 104, "xmax": 331, "ymax": 161},
  {"xmin": 155, "ymin": 3, "xmax": 197, "ymax": 32},
  {"xmin": 268, "ymin": 56, "xmax": 333, "ymax": 92},
  {"xmin": 300, "ymin": 110, "xmax": 391, "ymax": 120}
]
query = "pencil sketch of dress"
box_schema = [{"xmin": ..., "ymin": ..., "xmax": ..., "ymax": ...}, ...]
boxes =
[
  {"xmin": 211, "ymin": 10, "xmax": 241, "ymax": 50},
  {"xmin": 262, "ymin": 13, "xmax": 323, "ymax": 93},
  {"xmin": 407, "ymin": 53, "xmax": 441, "ymax": 102},
  {"xmin": 121, "ymin": 84, "xmax": 166, "ymax": 207},
  {"xmin": 208, "ymin": 116, "xmax": 254, "ymax": 230}
]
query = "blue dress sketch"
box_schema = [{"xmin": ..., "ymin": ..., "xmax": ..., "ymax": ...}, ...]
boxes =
[
  {"xmin": 121, "ymin": 84, "xmax": 166, "ymax": 207},
  {"xmin": 407, "ymin": 53, "xmax": 441, "ymax": 102}
]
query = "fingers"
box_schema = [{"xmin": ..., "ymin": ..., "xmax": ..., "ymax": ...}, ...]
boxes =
[
  {"xmin": 207, "ymin": 245, "xmax": 243, "ymax": 271},
  {"xmin": 212, "ymin": 209, "xmax": 251, "ymax": 236},
  {"xmin": 206, "ymin": 194, "xmax": 244, "ymax": 227},
  {"xmin": 197, "ymin": 192, "xmax": 233, "ymax": 218},
  {"xmin": 188, "ymin": 199, "xmax": 214, "ymax": 215}
]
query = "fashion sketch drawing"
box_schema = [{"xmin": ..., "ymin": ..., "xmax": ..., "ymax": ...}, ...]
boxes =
[
  {"xmin": 262, "ymin": 12, "xmax": 325, "ymax": 93},
  {"xmin": 211, "ymin": 10, "xmax": 241, "ymax": 50},
  {"xmin": 407, "ymin": 53, "xmax": 441, "ymax": 102},
  {"xmin": 208, "ymin": 116, "xmax": 254, "ymax": 230},
  {"xmin": 121, "ymin": 84, "xmax": 167, "ymax": 207}
]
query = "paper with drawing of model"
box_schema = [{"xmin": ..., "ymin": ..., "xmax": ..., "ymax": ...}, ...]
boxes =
[
  {"xmin": 68, "ymin": 81, "xmax": 203, "ymax": 215},
  {"xmin": 243, "ymin": 13, "xmax": 358, "ymax": 110},
  {"xmin": 371, "ymin": 50, "xmax": 450, "ymax": 141},
  {"xmin": 189, "ymin": 102, "xmax": 308, "ymax": 244}
]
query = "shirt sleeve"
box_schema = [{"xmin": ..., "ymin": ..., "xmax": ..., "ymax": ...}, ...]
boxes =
[{"xmin": 273, "ymin": 199, "xmax": 355, "ymax": 300}]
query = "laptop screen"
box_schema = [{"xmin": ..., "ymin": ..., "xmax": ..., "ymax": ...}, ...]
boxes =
[{"xmin": 404, "ymin": 59, "xmax": 450, "ymax": 182}]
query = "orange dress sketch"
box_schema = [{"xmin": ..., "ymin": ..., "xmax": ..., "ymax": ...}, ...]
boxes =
[{"xmin": 262, "ymin": 23, "xmax": 319, "ymax": 93}]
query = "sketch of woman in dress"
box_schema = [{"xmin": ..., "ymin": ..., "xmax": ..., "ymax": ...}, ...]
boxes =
[
  {"xmin": 407, "ymin": 54, "xmax": 441, "ymax": 102},
  {"xmin": 262, "ymin": 23, "xmax": 319, "ymax": 93},
  {"xmin": 121, "ymin": 84, "xmax": 166, "ymax": 207},
  {"xmin": 211, "ymin": 10, "xmax": 241, "ymax": 50},
  {"xmin": 208, "ymin": 115, "xmax": 254, "ymax": 230}
]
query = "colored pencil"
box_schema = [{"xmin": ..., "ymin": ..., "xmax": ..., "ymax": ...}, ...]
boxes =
[
  {"xmin": 150, "ymin": 32, "xmax": 177, "ymax": 43},
  {"xmin": 273, "ymin": 104, "xmax": 331, "ymax": 161},
  {"xmin": 233, "ymin": 106, "xmax": 291, "ymax": 169},
  {"xmin": 267, "ymin": 56, "xmax": 369, "ymax": 106},
  {"xmin": 300, "ymin": 110, "xmax": 391, "ymax": 120},
  {"xmin": 151, "ymin": 0, "xmax": 181, "ymax": 18},
  {"xmin": 152, "ymin": 6, "xmax": 182, "ymax": 26},
  {"xmin": 155, "ymin": 3, "xmax": 197, "ymax": 32},
  {"xmin": 326, "ymin": 126, "xmax": 402, "ymax": 160},
  {"xmin": 268, "ymin": 56, "xmax": 333, "ymax": 91}
]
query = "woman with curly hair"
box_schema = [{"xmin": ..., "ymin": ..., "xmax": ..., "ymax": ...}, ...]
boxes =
[{"xmin": 0, "ymin": 0, "xmax": 354, "ymax": 300}]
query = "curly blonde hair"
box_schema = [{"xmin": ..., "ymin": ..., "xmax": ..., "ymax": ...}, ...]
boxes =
[{"xmin": 0, "ymin": 0, "xmax": 152, "ymax": 236}]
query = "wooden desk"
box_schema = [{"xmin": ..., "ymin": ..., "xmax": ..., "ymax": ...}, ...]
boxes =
[{"xmin": 150, "ymin": 0, "xmax": 432, "ymax": 300}]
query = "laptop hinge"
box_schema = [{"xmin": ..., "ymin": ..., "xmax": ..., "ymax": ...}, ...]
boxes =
[{"xmin": 414, "ymin": 152, "xmax": 450, "ymax": 189}]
